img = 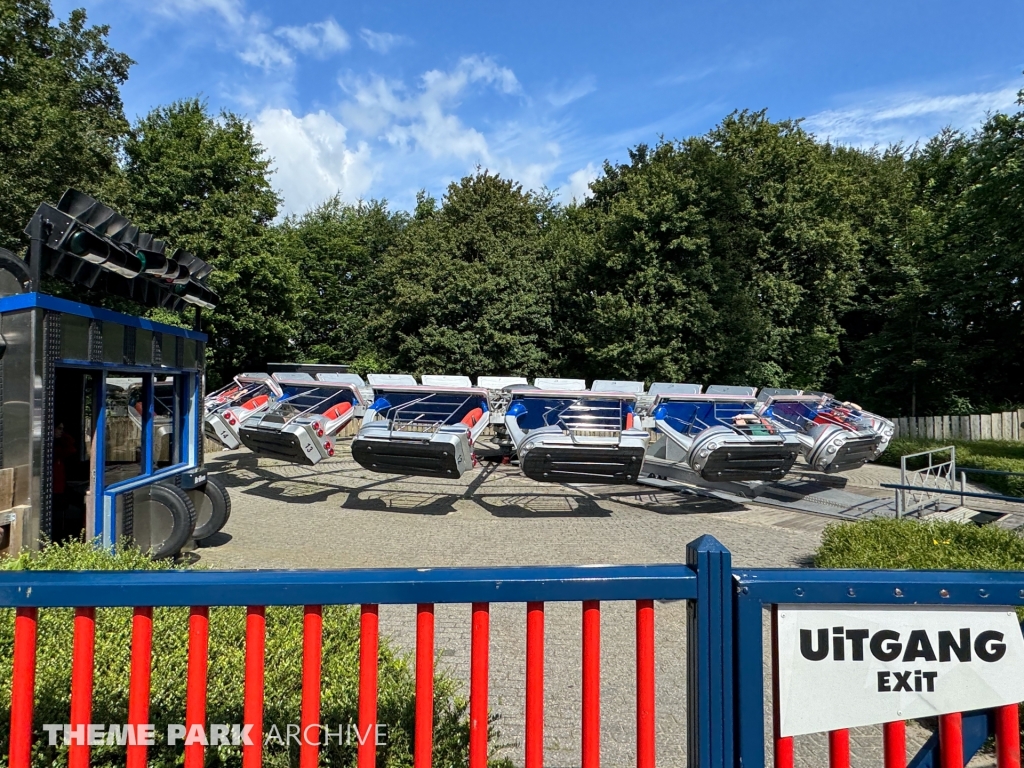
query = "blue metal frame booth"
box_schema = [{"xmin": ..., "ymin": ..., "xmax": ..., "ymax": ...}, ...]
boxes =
[{"xmin": 0, "ymin": 291, "xmax": 205, "ymax": 551}]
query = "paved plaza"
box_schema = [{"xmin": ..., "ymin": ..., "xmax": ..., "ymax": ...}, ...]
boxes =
[{"xmin": 195, "ymin": 447, "xmax": 994, "ymax": 767}]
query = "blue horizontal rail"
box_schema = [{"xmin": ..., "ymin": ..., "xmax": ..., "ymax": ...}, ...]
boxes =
[
  {"xmin": 735, "ymin": 567, "xmax": 1024, "ymax": 604},
  {"xmin": 0, "ymin": 562, "xmax": 698, "ymax": 608},
  {"xmin": 960, "ymin": 466, "xmax": 1024, "ymax": 478}
]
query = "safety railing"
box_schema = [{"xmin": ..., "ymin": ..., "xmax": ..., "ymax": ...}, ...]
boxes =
[
  {"xmin": 7, "ymin": 537, "xmax": 1024, "ymax": 768},
  {"xmin": 541, "ymin": 399, "xmax": 625, "ymax": 444},
  {"xmin": 659, "ymin": 401, "xmax": 777, "ymax": 440},
  {"xmin": 0, "ymin": 535, "xmax": 734, "ymax": 768},
  {"xmin": 898, "ymin": 446, "xmax": 957, "ymax": 517},
  {"xmin": 269, "ymin": 386, "xmax": 351, "ymax": 424},
  {"xmin": 389, "ymin": 393, "xmax": 476, "ymax": 436},
  {"xmin": 206, "ymin": 380, "xmax": 271, "ymax": 412},
  {"xmin": 734, "ymin": 568, "xmax": 1024, "ymax": 768}
]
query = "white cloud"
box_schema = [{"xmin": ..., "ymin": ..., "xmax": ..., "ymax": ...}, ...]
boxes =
[
  {"xmin": 150, "ymin": 1, "xmax": 348, "ymax": 70},
  {"xmin": 275, "ymin": 18, "xmax": 350, "ymax": 58},
  {"xmin": 547, "ymin": 76, "xmax": 596, "ymax": 108},
  {"xmin": 340, "ymin": 56, "xmax": 520, "ymax": 163},
  {"xmin": 360, "ymin": 29, "xmax": 409, "ymax": 54},
  {"xmin": 420, "ymin": 55, "xmax": 520, "ymax": 99},
  {"xmin": 152, "ymin": 0, "xmax": 245, "ymax": 26},
  {"xmin": 253, "ymin": 108, "xmax": 375, "ymax": 215},
  {"xmin": 805, "ymin": 85, "xmax": 1020, "ymax": 147},
  {"xmin": 238, "ymin": 33, "xmax": 293, "ymax": 69},
  {"xmin": 565, "ymin": 162, "xmax": 599, "ymax": 202}
]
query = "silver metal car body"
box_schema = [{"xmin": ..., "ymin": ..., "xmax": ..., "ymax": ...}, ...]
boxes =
[
  {"xmin": 238, "ymin": 375, "xmax": 365, "ymax": 465},
  {"xmin": 642, "ymin": 384, "xmax": 802, "ymax": 489},
  {"xmin": 503, "ymin": 385, "xmax": 650, "ymax": 485},
  {"xmin": 204, "ymin": 373, "xmax": 281, "ymax": 449},
  {"xmin": 755, "ymin": 390, "xmax": 896, "ymax": 473},
  {"xmin": 352, "ymin": 378, "xmax": 491, "ymax": 478}
]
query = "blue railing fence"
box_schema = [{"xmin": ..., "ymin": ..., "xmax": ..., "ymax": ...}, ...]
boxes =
[{"xmin": 1, "ymin": 536, "xmax": 1022, "ymax": 767}]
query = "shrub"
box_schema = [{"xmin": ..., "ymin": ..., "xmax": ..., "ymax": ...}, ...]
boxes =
[
  {"xmin": 878, "ymin": 439, "xmax": 1024, "ymax": 498},
  {"xmin": 0, "ymin": 541, "xmax": 492, "ymax": 768}
]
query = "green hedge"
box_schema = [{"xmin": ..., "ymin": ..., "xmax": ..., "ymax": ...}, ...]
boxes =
[
  {"xmin": 0, "ymin": 542, "xmax": 503, "ymax": 768},
  {"xmin": 878, "ymin": 438, "xmax": 1024, "ymax": 498},
  {"xmin": 816, "ymin": 518, "xmax": 1024, "ymax": 571}
]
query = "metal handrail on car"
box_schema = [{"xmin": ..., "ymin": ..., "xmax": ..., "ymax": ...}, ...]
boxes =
[
  {"xmin": 387, "ymin": 392, "xmax": 476, "ymax": 438},
  {"xmin": 541, "ymin": 399, "xmax": 624, "ymax": 445},
  {"xmin": 661, "ymin": 403, "xmax": 778, "ymax": 440},
  {"xmin": 269, "ymin": 386, "xmax": 350, "ymax": 426}
]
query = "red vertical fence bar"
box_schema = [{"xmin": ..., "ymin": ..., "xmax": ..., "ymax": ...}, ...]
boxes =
[
  {"xmin": 9, "ymin": 607, "xmax": 38, "ymax": 768},
  {"xmin": 359, "ymin": 604, "xmax": 380, "ymax": 768},
  {"xmin": 828, "ymin": 729, "xmax": 850, "ymax": 768},
  {"xmin": 127, "ymin": 607, "xmax": 154, "ymax": 768},
  {"xmin": 185, "ymin": 606, "xmax": 210, "ymax": 768},
  {"xmin": 415, "ymin": 604, "xmax": 435, "ymax": 768},
  {"xmin": 883, "ymin": 721, "xmax": 906, "ymax": 768},
  {"xmin": 300, "ymin": 605, "xmax": 324, "ymax": 768},
  {"xmin": 635, "ymin": 600, "xmax": 655, "ymax": 768},
  {"xmin": 243, "ymin": 606, "xmax": 266, "ymax": 768},
  {"xmin": 582, "ymin": 600, "xmax": 601, "ymax": 768},
  {"xmin": 470, "ymin": 603, "xmax": 490, "ymax": 768},
  {"xmin": 996, "ymin": 704, "xmax": 1021, "ymax": 768},
  {"xmin": 69, "ymin": 607, "xmax": 96, "ymax": 768},
  {"xmin": 938, "ymin": 713, "xmax": 963, "ymax": 768},
  {"xmin": 526, "ymin": 601, "xmax": 544, "ymax": 768},
  {"xmin": 770, "ymin": 606, "xmax": 794, "ymax": 768}
]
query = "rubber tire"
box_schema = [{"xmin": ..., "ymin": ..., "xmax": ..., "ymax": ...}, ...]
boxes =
[
  {"xmin": 188, "ymin": 475, "xmax": 231, "ymax": 541},
  {"xmin": 143, "ymin": 484, "xmax": 195, "ymax": 559}
]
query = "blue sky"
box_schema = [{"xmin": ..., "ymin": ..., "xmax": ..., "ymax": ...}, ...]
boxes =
[{"xmin": 54, "ymin": 0, "xmax": 1024, "ymax": 217}]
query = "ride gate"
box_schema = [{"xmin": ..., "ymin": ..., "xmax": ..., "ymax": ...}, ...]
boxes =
[{"xmin": 1, "ymin": 536, "xmax": 1021, "ymax": 768}]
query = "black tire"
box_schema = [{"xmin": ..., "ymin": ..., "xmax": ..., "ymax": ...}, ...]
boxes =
[
  {"xmin": 136, "ymin": 484, "xmax": 194, "ymax": 559},
  {"xmin": 187, "ymin": 475, "xmax": 231, "ymax": 541}
]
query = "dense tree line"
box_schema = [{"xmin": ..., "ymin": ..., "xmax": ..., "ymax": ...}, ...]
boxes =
[{"xmin": 2, "ymin": 2, "xmax": 1022, "ymax": 417}]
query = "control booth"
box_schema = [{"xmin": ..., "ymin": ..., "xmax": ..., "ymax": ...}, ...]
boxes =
[{"xmin": 0, "ymin": 189, "xmax": 228, "ymax": 558}]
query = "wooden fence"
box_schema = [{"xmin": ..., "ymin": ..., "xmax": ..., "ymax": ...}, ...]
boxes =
[{"xmin": 892, "ymin": 409, "xmax": 1024, "ymax": 442}]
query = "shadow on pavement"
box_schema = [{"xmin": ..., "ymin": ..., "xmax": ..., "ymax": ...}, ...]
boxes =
[
  {"xmin": 477, "ymin": 493, "xmax": 612, "ymax": 517},
  {"xmin": 341, "ymin": 491, "xmax": 456, "ymax": 515},
  {"xmin": 196, "ymin": 531, "xmax": 232, "ymax": 548}
]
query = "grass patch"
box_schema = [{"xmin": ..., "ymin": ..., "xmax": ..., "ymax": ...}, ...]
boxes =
[
  {"xmin": 816, "ymin": 518, "xmax": 1024, "ymax": 570},
  {"xmin": 878, "ymin": 438, "xmax": 1024, "ymax": 497},
  {"xmin": 0, "ymin": 540, "xmax": 506, "ymax": 768}
]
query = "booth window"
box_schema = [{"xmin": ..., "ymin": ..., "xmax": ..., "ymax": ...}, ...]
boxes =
[
  {"xmin": 153, "ymin": 375, "xmax": 181, "ymax": 467},
  {"xmin": 105, "ymin": 375, "xmax": 145, "ymax": 485}
]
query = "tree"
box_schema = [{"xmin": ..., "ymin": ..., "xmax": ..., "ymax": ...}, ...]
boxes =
[
  {"xmin": 833, "ymin": 133, "xmax": 972, "ymax": 416},
  {"xmin": 937, "ymin": 104, "xmax": 1024, "ymax": 410},
  {"xmin": 369, "ymin": 173, "xmax": 555, "ymax": 377},
  {"xmin": 122, "ymin": 99, "xmax": 296, "ymax": 385},
  {"xmin": 279, "ymin": 196, "xmax": 406, "ymax": 365},
  {"xmin": 563, "ymin": 112, "xmax": 863, "ymax": 389},
  {"xmin": 0, "ymin": 0, "xmax": 132, "ymax": 254}
]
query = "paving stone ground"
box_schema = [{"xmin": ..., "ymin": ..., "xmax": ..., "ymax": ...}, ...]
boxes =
[{"xmin": 194, "ymin": 447, "xmax": 995, "ymax": 767}]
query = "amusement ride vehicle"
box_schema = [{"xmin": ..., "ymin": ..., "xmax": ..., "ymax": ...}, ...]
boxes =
[
  {"xmin": 204, "ymin": 372, "xmax": 281, "ymax": 449},
  {"xmin": 238, "ymin": 373, "xmax": 366, "ymax": 465},
  {"xmin": 502, "ymin": 379, "xmax": 650, "ymax": 484},
  {"xmin": 642, "ymin": 384, "xmax": 802, "ymax": 489},
  {"xmin": 755, "ymin": 389, "xmax": 895, "ymax": 473},
  {"xmin": 351, "ymin": 374, "xmax": 491, "ymax": 478}
]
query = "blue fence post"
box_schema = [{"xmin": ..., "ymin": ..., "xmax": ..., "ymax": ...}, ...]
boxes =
[
  {"xmin": 733, "ymin": 575, "xmax": 765, "ymax": 768},
  {"xmin": 687, "ymin": 534, "xmax": 734, "ymax": 768}
]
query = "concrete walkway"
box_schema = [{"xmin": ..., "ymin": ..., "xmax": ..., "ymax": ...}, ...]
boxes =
[{"xmin": 196, "ymin": 448, "xmax": 995, "ymax": 767}]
